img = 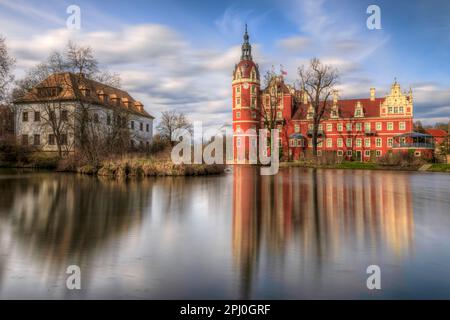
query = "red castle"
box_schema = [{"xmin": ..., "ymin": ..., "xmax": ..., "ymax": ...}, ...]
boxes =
[{"xmin": 232, "ymin": 27, "xmax": 435, "ymax": 163}]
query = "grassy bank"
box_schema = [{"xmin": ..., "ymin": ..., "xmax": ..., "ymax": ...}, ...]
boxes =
[
  {"xmin": 280, "ymin": 161, "xmax": 449, "ymax": 172},
  {"xmin": 1, "ymin": 152, "xmax": 225, "ymax": 177},
  {"xmin": 427, "ymin": 164, "xmax": 450, "ymax": 172},
  {"xmin": 75, "ymin": 157, "xmax": 225, "ymax": 177}
]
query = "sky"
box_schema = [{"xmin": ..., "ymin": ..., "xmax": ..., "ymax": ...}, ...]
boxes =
[{"xmin": 1, "ymin": 0, "xmax": 450, "ymax": 129}]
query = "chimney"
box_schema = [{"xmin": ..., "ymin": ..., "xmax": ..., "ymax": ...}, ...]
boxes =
[
  {"xmin": 303, "ymin": 92, "xmax": 308, "ymax": 104},
  {"xmin": 332, "ymin": 90, "xmax": 339, "ymax": 104},
  {"xmin": 370, "ymin": 88, "xmax": 375, "ymax": 101}
]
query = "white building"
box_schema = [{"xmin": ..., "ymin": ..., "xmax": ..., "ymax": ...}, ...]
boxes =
[{"xmin": 13, "ymin": 72, "xmax": 154, "ymax": 152}]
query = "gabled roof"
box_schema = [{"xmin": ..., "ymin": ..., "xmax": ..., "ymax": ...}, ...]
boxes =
[
  {"xmin": 14, "ymin": 72, "xmax": 154, "ymax": 119},
  {"xmin": 425, "ymin": 129, "xmax": 448, "ymax": 137},
  {"xmin": 292, "ymin": 97, "xmax": 385, "ymax": 120}
]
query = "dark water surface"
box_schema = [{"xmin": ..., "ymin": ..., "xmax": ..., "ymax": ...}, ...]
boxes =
[{"xmin": 0, "ymin": 167, "xmax": 449, "ymax": 299}]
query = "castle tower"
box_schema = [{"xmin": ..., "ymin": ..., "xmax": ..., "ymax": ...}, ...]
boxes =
[{"xmin": 232, "ymin": 25, "xmax": 260, "ymax": 163}]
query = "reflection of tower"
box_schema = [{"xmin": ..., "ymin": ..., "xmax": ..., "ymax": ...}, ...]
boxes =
[
  {"xmin": 232, "ymin": 166, "xmax": 260, "ymax": 298},
  {"xmin": 232, "ymin": 25, "xmax": 260, "ymax": 163}
]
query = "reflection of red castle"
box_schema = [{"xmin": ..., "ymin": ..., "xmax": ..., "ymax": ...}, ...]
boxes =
[{"xmin": 232, "ymin": 27, "xmax": 434, "ymax": 162}]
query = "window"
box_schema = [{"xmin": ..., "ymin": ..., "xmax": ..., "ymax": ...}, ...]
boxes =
[
  {"xmin": 131, "ymin": 121, "xmax": 135, "ymax": 129},
  {"xmin": 34, "ymin": 111, "xmax": 40, "ymax": 122},
  {"xmin": 33, "ymin": 134, "xmax": 40, "ymax": 146},
  {"xmin": 337, "ymin": 150, "xmax": 343, "ymax": 157},
  {"xmin": 387, "ymin": 138, "xmax": 393, "ymax": 147},
  {"xmin": 317, "ymin": 150, "xmax": 322, "ymax": 157},
  {"xmin": 94, "ymin": 113, "xmax": 99, "ymax": 123},
  {"xmin": 294, "ymin": 124, "xmax": 300, "ymax": 132},
  {"xmin": 376, "ymin": 138, "xmax": 382, "ymax": 147},
  {"xmin": 277, "ymin": 111, "xmax": 282, "ymax": 119},
  {"xmin": 49, "ymin": 111, "xmax": 56, "ymax": 121},
  {"xmin": 337, "ymin": 123, "xmax": 343, "ymax": 132},
  {"xmin": 140, "ymin": 122, "xmax": 143, "ymax": 131},
  {"xmin": 376, "ymin": 150, "xmax": 382, "ymax": 157},
  {"xmin": 399, "ymin": 107, "xmax": 404, "ymax": 113},
  {"xmin": 107, "ymin": 114, "xmax": 111, "ymax": 125},
  {"xmin": 236, "ymin": 111, "xmax": 241, "ymax": 119},
  {"xmin": 346, "ymin": 123, "xmax": 352, "ymax": 131},
  {"xmin": 318, "ymin": 124, "xmax": 323, "ymax": 131},
  {"xmin": 337, "ymin": 138, "xmax": 343, "ymax": 147},
  {"xmin": 365, "ymin": 122, "xmax": 371, "ymax": 132},
  {"xmin": 394, "ymin": 107, "xmax": 398, "ymax": 114},
  {"xmin": 399, "ymin": 122, "xmax": 406, "ymax": 130},
  {"xmin": 48, "ymin": 134, "xmax": 55, "ymax": 145},
  {"xmin": 236, "ymin": 137, "xmax": 241, "ymax": 147},
  {"xmin": 251, "ymin": 97, "xmax": 256, "ymax": 108},
  {"xmin": 376, "ymin": 122, "xmax": 382, "ymax": 130},
  {"xmin": 236, "ymin": 125, "xmax": 241, "ymax": 132},
  {"xmin": 37, "ymin": 86, "xmax": 61, "ymax": 98},
  {"xmin": 388, "ymin": 107, "xmax": 393, "ymax": 114},
  {"xmin": 22, "ymin": 134, "xmax": 28, "ymax": 145},
  {"xmin": 61, "ymin": 110, "xmax": 68, "ymax": 121},
  {"xmin": 290, "ymin": 139, "xmax": 296, "ymax": 147},
  {"xmin": 356, "ymin": 123, "xmax": 362, "ymax": 131},
  {"xmin": 347, "ymin": 150, "xmax": 353, "ymax": 157},
  {"xmin": 22, "ymin": 112, "xmax": 28, "ymax": 122},
  {"xmin": 356, "ymin": 138, "xmax": 362, "ymax": 147},
  {"xmin": 251, "ymin": 111, "xmax": 256, "ymax": 119},
  {"xmin": 355, "ymin": 109, "xmax": 362, "ymax": 117},
  {"xmin": 365, "ymin": 138, "xmax": 371, "ymax": 147},
  {"xmin": 326, "ymin": 124, "xmax": 333, "ymax": 132},
  {"xmin": 326, "ymin": 138, "xmax": 332, "ymax": 148},
  {"xmin": 346, "ymin": 138, "xmax": 352, "ymax": 147},
  {"xmin": 236, "ymin": 86, "xmax": 241, "ymax": 93},
  {"xmin": 365, "ymin": 150, "xmax": 371, "ymax": 157},
  {"xmin": 387, "ymin": 122, "xmax": 393, "ymax": 130},
  {"xmin": 146, "ymin": 124, "xmax": 149, "ymax": 132},
  {"xmin": 236, "ymin": 97, "xmax": 241, "ymax": 106},
  {"xmin": 60, "ymin": 134, "xmax": 67, "ymax": 145}
]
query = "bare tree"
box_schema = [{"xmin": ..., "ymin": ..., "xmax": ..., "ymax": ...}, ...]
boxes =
[
  {"xmin": 157, "ymin": 110, "xmax": 192, "ymax": 146},
  {"xmin": 14, "ymin": 42, "xmax": 124, "ymax": 162},
  {"xmin": 298, "ymin": 58, "xmax": 339, "ymax": 157},
  {"xmin": 0, "ymin": 35, "xmax": 15, "ymax": 103}
]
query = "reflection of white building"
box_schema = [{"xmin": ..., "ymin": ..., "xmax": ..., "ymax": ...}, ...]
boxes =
[{"xmin": 13, "ymin": 72, "xmax": 154, "ymax": 151}]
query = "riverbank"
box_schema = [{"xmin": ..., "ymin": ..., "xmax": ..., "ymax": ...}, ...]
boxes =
[
  {"xmin": 280, "ymin": 161, "xmax": 450, "ymax": 172},
  {"xmin": 0, "ymin": 153, "xmax": 225, "ymax": 177},
  {"xmin": 76, "ymin": 158, "xmax": 225, "ymax": 177}
]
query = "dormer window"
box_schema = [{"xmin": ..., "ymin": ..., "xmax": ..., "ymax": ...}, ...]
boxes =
[
  {"xmin": 37, "ymin": 86, "xmax": 62, "ymax": 98},
  {"xmin": 354, "ymin": 102, "xmax": 364, "ymax": 117},
  {"xmin": 330, "ymin": 107, "xmax": 339, "ymax": 118}
]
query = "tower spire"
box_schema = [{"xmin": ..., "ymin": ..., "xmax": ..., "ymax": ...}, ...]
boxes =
[{"xmin": 241, "ymin": 23, "xmax": 252, "ymax": 61}]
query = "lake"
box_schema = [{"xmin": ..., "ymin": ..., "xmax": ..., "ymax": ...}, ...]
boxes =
[{"xmin": 0, "ymin": 167, "xmax": 449, "ymax": 299}]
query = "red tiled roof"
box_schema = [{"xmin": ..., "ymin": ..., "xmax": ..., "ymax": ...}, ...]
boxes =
[
  {"xmin": 235, "ymin": 59, "xmax": 259, "ymax": 79},
  {"xmin": 292, "ymin": 97, "xmax": 385, "ymax": 120},
  {"xmin": 425, "ymin": 129, "xmax": 448, "ymax": 137}
]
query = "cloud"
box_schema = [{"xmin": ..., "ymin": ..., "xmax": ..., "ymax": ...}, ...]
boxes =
[{"xmin": 277, "ymin": 36, "xmax": 311, "ymax": 54}]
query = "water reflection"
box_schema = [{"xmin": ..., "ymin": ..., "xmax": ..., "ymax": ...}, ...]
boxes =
[
  {"xmin": 0, "ymin": 172, "xmax": 152, "ymax": 297},
  {"xmin": 232, "ymin": 166, "xmax": 414, "ymax": 298},
  {"xmin": 0, "ymin": 167, "xmax": 449, "ymax": 299}
]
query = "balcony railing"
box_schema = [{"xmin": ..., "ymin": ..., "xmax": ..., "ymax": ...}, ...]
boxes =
[{"xmin": 393, "ymin": 142, "xmax": 435, "ymax": 149}]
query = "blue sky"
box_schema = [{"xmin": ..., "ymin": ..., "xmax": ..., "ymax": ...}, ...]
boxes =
[{"xmin": 1, "ymin": 0, "xmax": 449, "ymax": 127}]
